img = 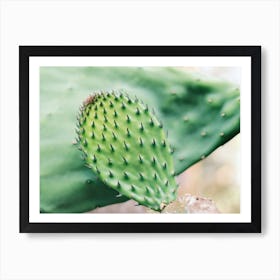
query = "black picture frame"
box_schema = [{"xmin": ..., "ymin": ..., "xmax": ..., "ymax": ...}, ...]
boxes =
[{"xmin": 20, "ymin": 46, "xmax": 261, "ymax": 233}]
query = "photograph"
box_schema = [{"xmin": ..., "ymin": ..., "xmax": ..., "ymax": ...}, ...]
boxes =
[
  {"xmin": 40, "ymin": 66, "xmax": 241, "ymax": 215},
  {"xmin": 19, "ymin": 46, "xmax": 260, "ymax": 232}
]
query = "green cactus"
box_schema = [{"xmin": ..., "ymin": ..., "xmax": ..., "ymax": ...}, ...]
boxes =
[
  {"xmin": 76, "ymin": 92, "xmax": 178, "ymax": 211},
  {"xmin": 40, "ymin": 67, "xmax": 240, "ymax": 213}
]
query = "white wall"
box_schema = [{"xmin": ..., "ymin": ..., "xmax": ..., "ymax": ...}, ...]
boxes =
[{"xmin": 0, "ymin": 1, "xmax": 279, "ymax": 279}]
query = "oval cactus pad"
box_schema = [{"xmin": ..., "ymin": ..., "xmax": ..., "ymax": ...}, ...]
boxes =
[{"xmin": 76, "ymin": 92, "xmax": 178, "ymax": 211}]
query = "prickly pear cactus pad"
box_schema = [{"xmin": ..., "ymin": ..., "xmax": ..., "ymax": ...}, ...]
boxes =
[{"xmin": 76, "ymin": 92, "xmax": 178, "ymax": 211}]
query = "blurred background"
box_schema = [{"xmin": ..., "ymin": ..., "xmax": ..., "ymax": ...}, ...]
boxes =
[
  {"xmin": 177, "ymin": 135, "xmax": 240, "ymax": 213},
  {"xmin": 177, "ymin": 67, "xmax": 240, "ymax": 213}
]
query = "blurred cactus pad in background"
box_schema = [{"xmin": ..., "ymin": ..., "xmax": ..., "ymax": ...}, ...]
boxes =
[{"xmin": 40, "ymin": 67, "xmax": 240, "ymax": 213}]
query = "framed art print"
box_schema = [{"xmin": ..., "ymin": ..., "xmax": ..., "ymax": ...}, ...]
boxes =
[{"xmin": 19, "ymin": 46, "xmax": 261, "ymax": 233}]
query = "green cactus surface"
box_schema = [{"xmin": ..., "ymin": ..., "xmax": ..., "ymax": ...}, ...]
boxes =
[
  {"xmin": 76, "ymin": 92, "xmax": 178, "ymax": 211},
  {"xmin": 40, "ymin": 67, "xmax": 240, "ymax": 212}
]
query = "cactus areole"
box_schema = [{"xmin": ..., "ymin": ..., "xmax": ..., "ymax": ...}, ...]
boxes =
[{"xmin": 76, "ymin": 92, "xmax": 178, "ymax": 211}]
